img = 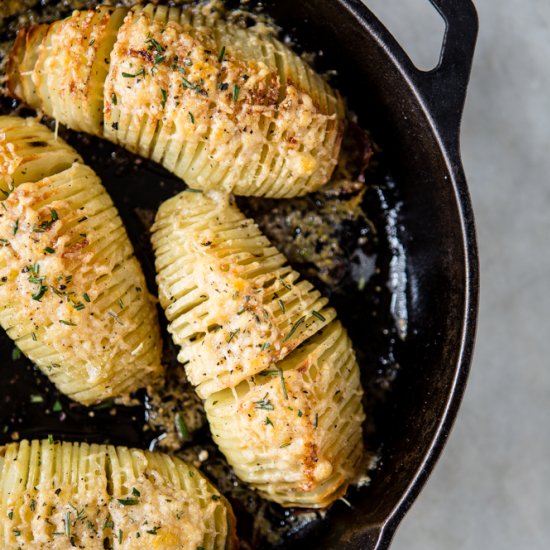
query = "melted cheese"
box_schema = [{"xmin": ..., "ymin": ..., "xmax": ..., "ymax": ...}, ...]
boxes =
[
  {"xmin": 0, "ymin": 440, "xmax": 236, "ymax": 549},
  {"xmin": 7, "ymin": 3, "xmax": 345, "ymax": 198},
  {"xmin": 152, "ymin": 190, "xmax": 334, "ymax": 398},
  {"xmin": 0, "ymin": 116, "xmax": 163, "ymax": 404},
  {"xmin": 205, "ymin": 321, "xmax": 365, "ymax": 508}
]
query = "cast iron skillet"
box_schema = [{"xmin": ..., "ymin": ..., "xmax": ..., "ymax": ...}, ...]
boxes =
[
  {"xmin": 264, "ymin": 0, "xmax": 479, "ymax": 547},
  {"xmin": 0, "ymin": 0, "xmax": 479, "ymax": 548}
]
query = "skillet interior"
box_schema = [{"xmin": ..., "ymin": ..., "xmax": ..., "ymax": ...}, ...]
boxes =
[{"xmin": 0, "ymin": 1, "xmax": 478, "ymax": 548}]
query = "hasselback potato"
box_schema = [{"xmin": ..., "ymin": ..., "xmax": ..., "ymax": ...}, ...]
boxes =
[
  {"xmin": 0, "ymin": 439, "xmax": 236, "ymax": 549},
  {"xmin": 205, "ymin": 321, "xmax": 365, "ymax": 508},
  {"xmin": 0, "ymin": 116, "xmax": 163, "ymax": 405},
  {"xmin": 7, "ymin": 3, "xmax": 345, "ymax": 197},
  {"xmin": 152, "ymin": 190, "xmax": 365, "ymax": 506},
  {"xmin": 151, "ymin": 190, "xmax": 335, "ymax": 399}
]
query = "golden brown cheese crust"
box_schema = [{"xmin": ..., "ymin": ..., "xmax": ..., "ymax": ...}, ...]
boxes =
[
  {"xmin": 7, "ymin": 3, "xmax": 345, "ymax": 197},
  {"xmin": 152, "ymin": 190, "xmax": 335, "ymax": 399},
  {"xmin": 0, "ymin": 440, "xmax": 237, "ymax": 549},
  {"xmin": 0, "ymin": 116, "xmax": 163, "ymax": 404},
  {"xmin": 205, "ymin": 321, "xmax": 365, "ymax": 508}
]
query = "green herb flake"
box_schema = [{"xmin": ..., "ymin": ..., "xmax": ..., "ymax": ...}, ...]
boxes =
[
  {"xmin": 297, "ymin": 409, "xmax": 303, "ymax": 417},
  {"xmin": 31, "ymin": 332, "xmax": 37, "ymax": 341},
  {"xmin": 89, "ymin": 38, "xmax": 95, "ymax": 46},
  {"xmin": 278, "ymin": 299, "xmax": 285, "ymax": 313},
  {"xmin": 8, "ymin": 510, "xmax": 13, "ymax": 520},
  {"xmin": 280, "ymin": 442, "xmax": 290, "ymax": 448},
  {"xmin": 83, "ymin": 293, "xmax": 91, "ymax": 303},
  {"xmin": 117, "ymin": 498, "xmax": 139, "ymax": 506},
  {"xmin": 52, "ymin": 399, "xmax": 63, "ymax": 413},
  {"xmin": 48, "ymin": 434, "xmax": 54, "ymax": 444},
  {"xmin": 283, "ymin": 316, "xmax": 305, "ymax": 342},
  {"xmin": 108, "ymin": 310, "xmax": 124, "ymax": 325},
  {"xmin": 132, "ymin": 487, "xmax": 141, "ymax": 497},
  {"xmin": 59, "ymin": 319, "xmax": 77, "ymax": 326},
  {"xmin": 254, "ymin": 395, "xmax": 274, "ymax": 410},
  {"xmin": 44, "ymin": 247, "xmax": 55, "ymax": 254},
  {"xmin": 13, "ymin": 529, "xmax": 21, "ymax": 537},
  {"xmin": 211, "ymin": 495, "xmax": 220, "ymax": 501},
  {"xmin": 119, "ymin": 529, "xmax": 123, "ymax": 544},
  {"xmin": 233, "ymin": 84, "xmax": 240, "ymax": 102},
  {"xmin": 147, "ymin": 526, "xmax": 160, "ymax": 535},
  {"xmin": 188, "ymin": 111, "xmax": 195, "ymax": 124},
  {"xmin": 264, "ymin": 416, "xmax": 274, "ymax": 427},
  {"xmin": 65, "ymin": 511, "xmax": 71, "ymax": 538},
  {"xmin": 278, "ymin": 367, "xmax": 288, "ymax": 400},
  {"xmin": 146, "ymin": 37, "xmax": 165, "ymax": 53},
  {"xmin": 218, "ymin": 45, "xmax": 226, "ymax": 63},
  {"xmin": 312, "ymin": 310, "xmax": 326, "ymax": 322},
  {"xmin": 314, "ymin": 412, "xmax": 319, "ymax": 428},
  {"xmin": 175, "ymin": 413, "xmax": 190, "ymax": 441},
  {"xmin": 160, "ymin": 88, "xmax": 168, "ymax": 108},
  {"xmin": 122, "ymin": 68, "xmax": 145, "ymax": 78},
  {"xmin": 12, "ymin": 219, "xmax": 19, "ymax": 236},
  {"xmin": 30, "ymin": 394, "xmax": 44, "ymax": 404},
  {"xmin": 73, "ymin": 302, "xmax": 85, "ymax": 311},
  {"xmin": 32, "ymin": 285, "xmax": 48, "ymax": 301},
  {"xmin": 260, "ymin": 341, "xmax": 271, "ymax": 352},
  {"xmin": 30, "ymin": 499, "xmax": 36, "ymax": 512},
  {"xmin": 154, "ymin": 53, "xmax": 166, "ymax": 65},
  {"xmin": 111, "ymin": 93, "xmax": 117, "ymax": 105},
  {"xmin": 227, "ymin": 328, "xmax": 240, "ymax": 343},
  {"xmin": 11, "ymin": 347, "xmax": 21, "ymax": 361}
]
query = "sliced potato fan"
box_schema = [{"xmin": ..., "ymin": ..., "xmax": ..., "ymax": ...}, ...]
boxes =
[
  {"xmin": 7, "ymin": 3, "xmax": 345, "ymax": 197},
  {"xmin": 0, "ymin": 116, "xmax": 163, "ymax": 405},
  {"xmin": 205, "ymin": 321, "xmax": 365, "ymax": 508},
  {"xmin": 0, "ymin": 439, "xmax": 236, "ymax": 549},
  {"xmin": 151, "ymin": 190, "xmax": 335, "ymax": 399},
  {"xmin": 152, "ymin": 191, "xmax": 366, "ymax": 507}
]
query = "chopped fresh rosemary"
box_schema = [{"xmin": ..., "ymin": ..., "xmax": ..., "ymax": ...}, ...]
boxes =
[
  {"xmin": 8, "ymin": 510, "xmax": 13, "ymax": 520},
  {"xmin": 278, "ymin": 367, "xmax": 288, "ymax": 399},
  {"xmin": 314, "ymin": 412, "xmax": 319, "ymax": 428},
  {"xmin": 89, "ymin": 38, "xmax": 95, "ymax": 46},
  {"xmin": 30, "ymin": 499, "xmax": 36, "ymax": 512},
  {"xmin": 233, "ymin": 84, "xmax": 240, "ymax": 102},
  {"xmin": 32, "ymin": 285, "xmax": 48, "ymax": 301},
  {"xmin": 12, "ymin": 219, "xmax": 19, "ymax": 235},
  {"xmin": 254, "ymin": 395, "xmax": 274, "ymax": 410},
  {"xmin": 65, "ymin": 511, "xmax": 71, "ymax": 538},
  {"xmin": 312, "ymin": 310, "xmax": 326, "ymax": 322},
  {"xmin": 122, "ymin": 68, "xmax": 145, "ymax": 78},
  {"xmin": 175, "ymin": 413, "xmax": 190, "ymax": 441},
  {"xmin": 227, "ymin": 328, "xmax": 240, "ymax": 343},
  {"xmin": 280, "ymin": 442, "xmax": 290, "ymax": 448},
  {"xmin": 132, "ymin": 487, "xmax": 141, "ymax": 497},
  {"xmin": 31, "ymin": 332, "xmax": 37, "ymax": 341},
  {"xmin": 218, "ymin": 45, "xmax": 226, "ymax": 63},
  {"xmin": 117, "ymin": 498, "xmax": 139, "ymax": 506},
  {"xmin": 83, "ymin": 293, "xmax": 91, "ymax": 302},
  {"xmin": 260, "ymin": 341, "xmax": 271, "ymax": 351},
  {"xmin": 211, "ymin": 495, "xmax": 220, "ymax": 501},
  {"xmin": 154, "ymin": 53, "xmax": 166, "ymax": 65},
  {"xmin": 111, "ymin": 93, "xmax": 117, "ymax": 105},
  {"xmin": 108, "ymin": 311, "xmax": 124, "ymax": 325},
  {"xmin": 73, "ymin": 302, "xmax": 85, "ymax": 311},
  {"xmin": 160, "ymin": 88, "xmax": 168, "ymax": 108},
  {"xmin": 278, "ymin": 299, "xmax": 285, "ymax": 313},
  {"xmin": 264, "ymin": 416, "xmax": 274, "ymax": 427},
  {"xmin": 119, "ymin": 529, "xmax": 123, "ymax": 544},
  {"xmin": 297, "ymin": 409, "xmax": 303, "ymax": 417},
  {"xmin": 188, "ymin": 111, "xmax": 195, "ymax": 123},
  {"xmin": 283, "ymin": 316, "xmax": 305, "ymax": 342},
  {"xmin": 146, "ymin": 37, "xmax": 165, "ymax": 53},
  {"xmin": 59, "ymin": 320, "xmax": 77, "ymax": 326}
]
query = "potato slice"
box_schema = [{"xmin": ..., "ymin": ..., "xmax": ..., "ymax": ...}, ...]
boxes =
[
  {"xmin": 151, "ymin": 190, "xmax": 335, "ymax": 399},
  {"xmin": 7, "ymin": 3, "xmax": 344, "ymax": 197},
  {"xmin": 205, "ymin": 321, "xmax": 365, "ymax": 508},
  {"xmin": 0, "ymin": 439, "xmax": 236, "ymax": 549},
  {"xmin": 0, "ymin": 116, "xmax": 163, "ymax": 404}
]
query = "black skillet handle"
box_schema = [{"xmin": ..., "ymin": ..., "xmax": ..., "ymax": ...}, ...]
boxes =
[{"xmin": 413, "ymin": 0, "xmax": 479, "ymax": 155}]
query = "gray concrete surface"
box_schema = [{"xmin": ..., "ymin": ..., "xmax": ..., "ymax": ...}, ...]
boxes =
[{"xmin": 361, "ymin": 0, "xmax": 550, "ymax": 548}]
